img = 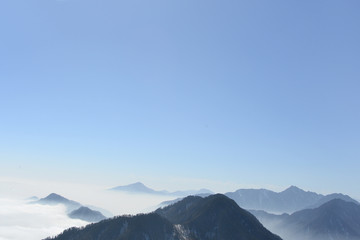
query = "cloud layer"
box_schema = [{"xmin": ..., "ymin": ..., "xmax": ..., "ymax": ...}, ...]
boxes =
[{"xmin": 0, "ymin": 198, "xmax": 87, "ymax": 240}]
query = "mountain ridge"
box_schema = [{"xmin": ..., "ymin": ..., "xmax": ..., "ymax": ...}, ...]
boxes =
[
  {"xmin": 110, "ymin": 182, "xmax": 213, "ymax": 196},
  {"xmin": 252, "ymin": 198, "xmax": 360, "ymax": 240},
  {"xmin": 225, "ymin": 186, "xmax": 358, "ymax": 213}
]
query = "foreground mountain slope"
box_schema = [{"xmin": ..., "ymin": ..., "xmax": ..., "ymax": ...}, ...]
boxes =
[
  {"xmin": 45, "ymin": 213, "xmax": 182, "ymax": 240},
  {"xmin": 47, "ymin": 194, "xmax": 282, "ymax": 240},
  {"xmin": 156, "ymin": 194, "xmax": 282, "ymax": 240}
]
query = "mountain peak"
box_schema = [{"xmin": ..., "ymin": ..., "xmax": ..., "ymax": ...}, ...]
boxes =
[
  {"xmin": 156, "ymin": 194, "xmax": 282, "ymax": 240},
  {"xmin": 110, "ymin": 182, "xmax": 159, "ymax": 194},
  {"xmin": 37, "ymin": 193, "xmax": 82, "ymax": 213},
  {"xmin": 124, "ymin": 182, "xmax": 148, "ymax": 189},
  {"xmin": 43, "ymin": 193, "xmax": 68, "ymax": 201},
  {"xmin": 129, "ymin": 182, "xmax": 147, "ymax": 188},
  {"xmin": 69, "ymin": 206, "xmax": 106, "ymax": 222},
  {"xmin": 284, "ymin": 185, "xmax": 303, "ymax": 192}
]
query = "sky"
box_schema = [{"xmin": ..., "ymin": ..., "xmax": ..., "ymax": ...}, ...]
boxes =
[{"xmin": 1, "ymin": 0, "xmax": 360, "ymax": 199}]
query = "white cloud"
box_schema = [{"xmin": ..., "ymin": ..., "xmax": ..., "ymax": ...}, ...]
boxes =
[{"xmin": 0, "ymin": 198, "xmax": 87, "ymax": 240}]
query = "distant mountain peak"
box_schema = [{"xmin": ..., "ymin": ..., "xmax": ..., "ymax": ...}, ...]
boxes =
[
  {"xmin": 110, "ymin": 182, "xmax": 164, "ymax": 194},
  {"xmin": 69, "ymin": 206, "xmax": 106, "ymax": 223},
  {"xmin": 283, "ymin": 185, "xmax": 303, "ymax": 192},
  {"xmin": 128, "ymin": 182, "xmax": 145, "ymax": 187},
  {"xmin": 44, "ymin": 193, "xmax": 68, "ymax": 201}
]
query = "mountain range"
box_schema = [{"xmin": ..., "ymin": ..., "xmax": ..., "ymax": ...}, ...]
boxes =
[
  {"xmin": 155, "ymin": 185, "xmax": 358, "ymax": 215},
  {"xmin": 251, "ymin": 198, "xmax": 360, "ymax": 240},
  {"xmin": 110, "ymin": 182, "xmax": 213, "ymax": 196},
  {"xmin": 225, "ymin": 185, "xmax": 359, "ymax": 213},
  {"xmin": 34, "ymin": 193, "xmax": 108, "ymax": 222},
  {"xmin": 45, "ymin": 194, "xmax": 282, "ymax": 240},
  {"xmin": 41, "ymin": 185, "xmax": 360, "ymax": 240}
]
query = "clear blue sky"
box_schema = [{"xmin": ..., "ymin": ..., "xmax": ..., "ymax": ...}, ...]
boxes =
[{"xmin": 1, "ymin": 0, "xmax": 359, "ymax": 197}]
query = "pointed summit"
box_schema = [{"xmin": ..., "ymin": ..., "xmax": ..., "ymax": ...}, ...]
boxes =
[
  {"xmin": 69, "ymin": 206, "xmax": 106, "ymax": 223},
  {"xmin": 110, "ymin": 182, "xmax": 168, "ymax": 195},
  {"xmin": 156, "ymin": 194, "xmax": 282, "ymax": 240},
  {"xmin": 36, "ymin": 193, "xmax": 82, "ymax": 212},
  {"xmin": 43, "ymin": 193, "xmax": 69, "ymax": 202},
  {"xmin": 282, "ymin": 185, "xmax": 304, "ymax": 193}
]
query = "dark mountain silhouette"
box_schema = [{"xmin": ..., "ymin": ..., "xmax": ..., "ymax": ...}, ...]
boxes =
[
  {"xmin": 34, "ymin": 193, "xmax": 110, "ymax": 222},
  {"xmin": 156, "ymin": 194, "xmax": 282, "ymax": 240},
  {"xmin": 69, "ymin": 207, "xmax": 106, "ymax": 223},
  {"xmin": 45, "ymin": 213, "xmax": 184, "ymax": 240},
  {"xmin": 46, "ymin": 194, "xmax": 282, "ymax": 240},
  {"xmin": 226, "ymin": 185, "xmax": 358, "ymax": 213},
  {"xmin": 252, "ymin": 199, "xmax": 360, "ymax": 240},
  {"xmin": 110, "ymin": 182, "xmax": 213, "ymax": 196}
]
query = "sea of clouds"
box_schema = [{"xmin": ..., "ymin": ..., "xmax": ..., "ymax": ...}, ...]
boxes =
[
  {"xmin": 0, "ymin": 178, "xmax": 176, "ymax": 240},
  {"xmin": 0, "ymin": 198, "xmax": 87, "ymax": 240}
]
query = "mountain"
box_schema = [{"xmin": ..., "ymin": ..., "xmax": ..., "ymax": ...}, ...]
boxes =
[
  {"xmin": 45, "ymin": 213, "xmax": 182, "ymax": 240},
  {"xmin": 308, "ymin": 193, "xmax": 359, "ymax": 209},
  {"xmin": 226, "ymin": 186, "xmax": 358, "ymax": 213},
  {"xmin": 36, "ymin": 193, "xmax": 82, "ymax": 212},
  {"xmin": 156, "ymin": 194, "xmax": 282, "ymax": 240},
  {"xmin": 110, "ymin": 182, "xmax": 169, "ymax": 195},
  {"xmin": 34, "ymin": 193, "xmax": 110, "ymax": 222},
  {"xmin": 110, "ymin": 182, "xmax": 213, "ymax": 196},
  {"xmin": 252, "ymin": 199, "xmax": 360, "ymax": 240},
  {"xmin": 46, "ymin": 194, "xmax": 282, "ymax": 240},
  {"xmin": 283, "ymin": 199, "xmax": 360, "ymax": 240},
  {"xmin": 69, "ymin": 207, "xmax": 106, "ymax": 222}
]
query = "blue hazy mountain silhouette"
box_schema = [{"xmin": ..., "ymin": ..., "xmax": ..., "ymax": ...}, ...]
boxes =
[
  {"xmin": 252, "ymin": 199, "xmax": 360, "ymax": 240},
  {"xmin": 69, "ymin": 206, "xmax": 106, "ymax": 223},
  {"xmin": 110, "ymin": 182, "xmax": 213, "ymax": 196},
  {"xmin": 34, "ymin": 193, "xmax": 108, "ymax": 222},
  {"xmin": 226, "ymin": 185, "xmax": 358, "ymax": 213},
  {"xmin": 36, "ymin": 193, "xmax": 82, "ymax": 212}
]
